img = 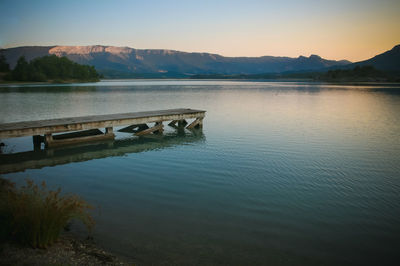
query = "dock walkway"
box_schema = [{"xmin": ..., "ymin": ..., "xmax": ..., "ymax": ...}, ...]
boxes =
[{"xmin": 0, "ymin": 108, "xmax": 205, "ymax": 147}]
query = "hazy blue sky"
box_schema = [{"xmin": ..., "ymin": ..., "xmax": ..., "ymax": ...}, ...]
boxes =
[{"xmin": 1, "ymin": 0, "xmax": 399, "ymax": 61}]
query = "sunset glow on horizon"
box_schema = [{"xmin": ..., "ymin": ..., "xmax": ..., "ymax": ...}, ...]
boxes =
[{"xmin": 0, "ymin": 0, "xmax": 399, "ymax": 62}]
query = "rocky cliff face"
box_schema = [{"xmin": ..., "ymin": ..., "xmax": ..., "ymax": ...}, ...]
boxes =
[
  {"xmin": 1, "ymin": 45, "xmax": 351, "ymax": 75},
  {"xmin": 49, "ymin": 45, "xmax": 134, "ymax": 58}
]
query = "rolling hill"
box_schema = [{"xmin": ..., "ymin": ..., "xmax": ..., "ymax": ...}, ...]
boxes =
[{"xmin": 350, "ymin": 44, "xmax": 400, "ymax": 71}]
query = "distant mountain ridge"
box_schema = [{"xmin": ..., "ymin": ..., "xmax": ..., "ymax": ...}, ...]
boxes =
[
  {"xmin": 350, "ymin": 44, "xmax": 400, "ymax": 71},
  {"xmin": 0, "ymin": 45, "xmax": 351, "ymax": 77}
]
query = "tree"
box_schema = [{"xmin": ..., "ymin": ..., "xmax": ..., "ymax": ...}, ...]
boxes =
[
  {"xmin": 12, "ymin": 56, "xmax": 31, "ymax": 81},
  {"xmin": 0, "ymin": 54, "xmax": 10, "ymax": 72},
  {"xmin": 10, "ymin": 55, "xmax": 100, "ymax": 82}
]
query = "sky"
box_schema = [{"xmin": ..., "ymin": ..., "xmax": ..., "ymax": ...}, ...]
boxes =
[{"xmin": 0, "ymin": 0, "xmax": 399, "ymax": 62}]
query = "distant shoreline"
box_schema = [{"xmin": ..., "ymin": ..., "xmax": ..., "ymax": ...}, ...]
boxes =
[
  {"xmin": 0, "ymin": 78, "xmax": 399, "ymax": 88},
  {"xmin": 0, "ymin": 79, "xmax": 99, "ymax": 85}
]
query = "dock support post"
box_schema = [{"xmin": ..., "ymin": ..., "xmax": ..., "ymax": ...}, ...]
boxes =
[
  {"xmin": 44, "ymin": 133, "xmax": 53, "ymax": 147},
  {"xmin": 105, "ymin": 127, "xmax": 114, "ymax": 135},
  {"xmin": 33, "ymin": 135, "xmax": 42, "ymax": 150},
  {"xmin": 154, "ymin": 122, "xmax": 163, "ymax": 134},
  {"xmin": 178, "ymin": 120, "xmax": 188, "ymax": 127}
]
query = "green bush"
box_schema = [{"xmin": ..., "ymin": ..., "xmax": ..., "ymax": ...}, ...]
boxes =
[{"xmin": 0, "ymin": 178, "xmax": 94, "ymax": 248}]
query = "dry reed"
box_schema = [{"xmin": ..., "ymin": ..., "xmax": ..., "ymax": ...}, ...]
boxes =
[{"xmin": 0, "ymin": 178, "xmax": 94, "ymax": 248}]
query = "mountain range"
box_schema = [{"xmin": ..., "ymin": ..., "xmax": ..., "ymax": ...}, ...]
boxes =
[
  {"xmin": 350, "ymin": 44, "xmax": 400, "ymax": 71},
  {"xmin": 1, "ymin": 44, "xmax": 399, "ymax": 77}
]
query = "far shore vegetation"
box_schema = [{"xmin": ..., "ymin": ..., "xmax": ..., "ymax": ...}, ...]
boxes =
[
  {"xmin": 188, "ymin": 66, "xmax": 400, "ymax": 82},
  {"xmin": 1, "ymin": 53, "xmax": 399, "ymax": 83},
  {"xmin": 98, "ymin": 65, "xmax": 400, "ymax": 82},
  {"xmin": 0, "ymin": 54, "xmax": 101, "ymax": 83}
]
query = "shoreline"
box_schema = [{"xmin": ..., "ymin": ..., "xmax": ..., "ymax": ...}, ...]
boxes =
[
  {"xmin": 0, "ymin": 78, "xmax": 399, "ymax": 86},
  {"xmin": 0, "ymin": 232, "xmax": 131, "ymax": 265},
  {"xmin": 0, "ymin": 79, "xmax": 100, "ymax": 85}
]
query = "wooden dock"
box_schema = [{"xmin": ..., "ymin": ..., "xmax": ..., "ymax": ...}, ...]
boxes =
[{"xmin": 0, "ymin": 108, "xmax": 205, "ymax": 147}]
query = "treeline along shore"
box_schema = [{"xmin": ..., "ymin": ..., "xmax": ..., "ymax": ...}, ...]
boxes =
[
  {"xmin": 189, "ymin": 66, "xmax": 400, "ymax": 82},
  {"xmin": 0, "ymin": 54, "xmax": 101, "ymax": 83},
  {"xmin": 1, "ymin": 52, "xmax": 399, "ymax": 83}
]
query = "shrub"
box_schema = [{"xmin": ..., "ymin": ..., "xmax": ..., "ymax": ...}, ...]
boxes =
[{"xmin": 0, "ymin": 178, "xmax": 94, "ymax": 248}]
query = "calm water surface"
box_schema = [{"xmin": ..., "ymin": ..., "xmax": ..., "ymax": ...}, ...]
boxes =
[{"xmin": 1, "ymin": 80, "xmax": 400, "ymax": 265}]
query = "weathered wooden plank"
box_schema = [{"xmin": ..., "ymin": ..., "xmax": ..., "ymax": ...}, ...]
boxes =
[
  {"xmin": 135, "ymin": 124, "xmax": 164, "ymax": 136},
  {"xmin": 168, "ymin": 120, "xmax": 178, "ymax": 126},
  {"xmin": 0, "ymin": 108, "xmax": 205, "ymax": 138},
  {"xmin": 118, "ymin": 124, "xmax": 139, "ymax": 133},
  {"xmin": 46, "ymin": 133, "xmax": 115, "ymax": 148},
  {"xmin": 52, "ymin": 129, "xmax": 103, "ymax": 140},
  {"xmin": 186, "ymin": 118, "xmax": 203, "ymax": 129}
]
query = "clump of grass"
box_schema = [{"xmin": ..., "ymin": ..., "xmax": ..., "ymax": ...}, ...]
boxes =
[{"xmin": 0, "ymin": 178, "xmax": 94, "ymax": 248}]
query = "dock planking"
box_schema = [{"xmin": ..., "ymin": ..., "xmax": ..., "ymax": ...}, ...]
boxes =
[{"xmin": 0, "ymin": 108, "xmax": 205, "ymax": 147}]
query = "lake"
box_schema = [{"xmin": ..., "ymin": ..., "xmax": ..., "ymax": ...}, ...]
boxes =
[{"xmin": 1, "ymin": 80, "xmax": 400, "ymax": 265}]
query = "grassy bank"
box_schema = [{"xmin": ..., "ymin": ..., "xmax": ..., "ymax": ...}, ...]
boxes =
[
  {"xmin": 0, "ymin": 177, "xmax": 131, "ymax": 264},
  {"xmin": 0, "ymin": 178, "xmax": 94, "ymax": 248}
]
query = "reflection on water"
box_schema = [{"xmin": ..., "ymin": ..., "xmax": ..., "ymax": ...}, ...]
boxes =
[
  {"xmin": 0, "ymin": 130, "xmax": 205, "ymax": 174},
  {"xmin": 1, "ymin": 80, "xmax": 400, "ymax": 265}
]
